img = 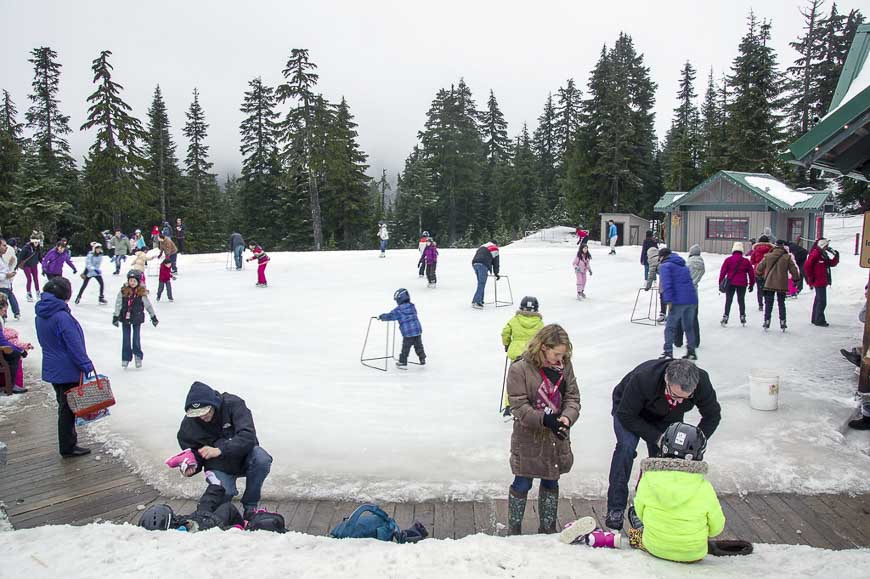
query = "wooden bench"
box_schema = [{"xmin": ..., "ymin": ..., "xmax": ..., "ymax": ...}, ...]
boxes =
[{"xmin": 0, "ymin": 345, "xmax": 14, "ymax": 395}]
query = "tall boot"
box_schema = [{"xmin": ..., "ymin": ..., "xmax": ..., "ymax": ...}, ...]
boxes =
[
  {"xmin": 538, "ymin": 485, "xmax": 559, "ymax": 534},
  {"xmin": 507, "ymin": 487, "xmax": 527, "ymax": 536}
]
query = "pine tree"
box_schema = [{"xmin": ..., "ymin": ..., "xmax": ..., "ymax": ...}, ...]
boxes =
[
  {"xmin": 144, "ymin": 85, "xmax": 183, "ymax": 221},
  {"xmin": 503, "ymin": 123, "xmax": 538, "ymax": 235},
  {"xmin": 394, "ymin": 146, "xmax": 436, "ymax": 242},
  {"xmin": 25, "ymin": 47, "xmax": 75, "ymax": 172},
  {"xmin": 480, "ymin": 90, "xmax": 511, "ymax": 234},
  {"xmin": 276, "ymin": 48, "xmax": 324, "ymax": 249},
  {"xmin": 376, "ymin": 169, "xmax": 391, "ymax": 219},
  {"xmin": 554, "ymin": 78, "xmax": 582, "ymax": 164},
  {"xmin": 80, "ymin": 50, "xmax": 148, "ymax": 235},
  {"xmin": 661, "ymin": 61, "xmax": 701, "ymax": 191},
  {"xmin": 181, "ymin": 88, "xmax": 221, "ymax": 251},
  {"xmin": 725, "ymin": 13, "xmax": 785, "ymax": 174},
  {"xmin": 533, "ymin": 93, "xmax": 558, "ymax": 208},
  {"xmin": 183, "ymin": 88, "xmax": 214, "ymax": 206},
  {"xmin": 698, "ymin": 69, "xmax": 728, "ymax": 177},
  {"xmin": 0, "ymin": 90, "xmax": 24, "ymax": 207}
]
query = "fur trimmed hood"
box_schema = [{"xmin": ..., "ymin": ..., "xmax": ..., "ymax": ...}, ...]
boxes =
[
  {"xmin": 514, "ymin": 310, "xmax": 542, "ymax": 318},
  {"xmin": 641, "ymin": 457, "xmax": 708, "ymax": 475},
  {"xmin": 121, "ymin": 285, "xmax": 149, "ymax": 298}
]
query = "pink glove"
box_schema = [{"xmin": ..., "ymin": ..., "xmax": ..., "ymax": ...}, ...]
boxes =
[{"xmin": 165, "ymin": 448, "xmax": 197, "ymax": 472}]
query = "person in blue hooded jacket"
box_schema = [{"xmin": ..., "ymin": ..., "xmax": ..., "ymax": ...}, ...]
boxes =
[
  {"xmin": 378, "ymin": 288, "xmax": 425, "ymax": 369},
  {"xmin": 177, "ymin": 381, "xmax": 272, "ymax": 519},
  {"xmin": 657, "ymin": 248, "xmax": 698, "ymax": 360},
  {"xmin": 34, "ymin": 277, "xmax": 95, "ymax": 457}
]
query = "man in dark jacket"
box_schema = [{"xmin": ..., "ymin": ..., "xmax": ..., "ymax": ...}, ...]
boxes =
[
  {"xmin": 658, "ymin": 248, "xmax": 698, "ymax": 360},
  {"xmin": 787, "ymin": 235, "xmax": 808, "ymax": 293},
  {"xmin": 177, "ymin": 381, "xmax": 272, "ymax": 517},
  {"xmin": 229, "ymin": 232, "xmax": 245, "ymax": 270},
  {"xmin": 640, "ymin": 230, "xmax": 657, "ymax": 280},
  {"xmin": 605, "ymin": 358, "xmax": 721, "ymax": 530},
  {"xmin": 471, "ymin": 241, "xmax": 500, "ymax": 309}
]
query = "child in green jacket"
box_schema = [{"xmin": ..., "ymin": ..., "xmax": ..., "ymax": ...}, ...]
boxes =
[
  {"xmin": 629, "ymin": 422, "xmax": 725, "ymax": 563},
  {"xmin": 500, "ymin": 296, "xmax": 544, "ymax": 415}
]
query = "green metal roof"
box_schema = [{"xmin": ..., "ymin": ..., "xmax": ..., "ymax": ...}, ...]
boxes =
[
  {"xmin": 654, "ymin": 171, "xmax": 830, "ymax": 212},
  {"xmin": 782, "ymin": 24, "xmax": 870, "ymax": 181}
]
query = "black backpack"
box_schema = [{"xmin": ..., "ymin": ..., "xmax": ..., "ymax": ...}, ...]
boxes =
[{"xmin": 246, "ymin": 510, "xmax": 287, "ymax": 533}]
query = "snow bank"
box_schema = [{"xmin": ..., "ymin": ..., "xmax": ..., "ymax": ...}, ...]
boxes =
[
  {"xmin": 2, "ymin": 524, "xmax": 869, "ymax": 579},
  {"xmin": 745, "ymin": 176, "xmax": 813, "ymax": 207}
]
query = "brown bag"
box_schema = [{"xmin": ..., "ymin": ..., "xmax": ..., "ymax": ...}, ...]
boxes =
[{"xmin": 66, "ymin": 372, "xmax": 115, "ymax": 417}]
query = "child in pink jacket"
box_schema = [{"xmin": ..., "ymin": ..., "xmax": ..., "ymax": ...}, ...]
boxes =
[{"xmin": 572, "ymin": 244, "xmax": 592, "ymax": 299}]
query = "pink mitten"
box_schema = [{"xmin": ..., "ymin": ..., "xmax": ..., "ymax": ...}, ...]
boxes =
[{"xmin": 165, "ymin": 448, "xmax": 197, "ymax": 471}]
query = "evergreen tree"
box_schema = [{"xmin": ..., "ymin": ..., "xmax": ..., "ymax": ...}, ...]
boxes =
[
  {"xmin": 0, "ymin": 90, "xmax": 23, "ymax": 208},
  {"xmin": 817, "ymin": 6, "xmax": 864, "ymax": 113},
  {"xmin": 661, "ymin": 61, "xmax": 701, "ymax": 191},
  {"xmin": 532, "ymin": 93, "xmax": 558, "ymax": 208},
  {"xmin": 25, "ymin": 47, "xmax": 75, "ymax": 172},
  {"xmin": 144, "ymin": 85, "xmax": 183, "ymax": 221},
  {"xmin": 480, "ymin": 90, "xmax": 511, "ymax": 234},
  {"xmin": 182, "ymin": 88, "xmax": 221, "ymax": 251},
  {"xmin": 502, "ymin": 123, "xmax": 538, "ymax": 235},
  {"xmin": 276, "ymin": 48, "xmax": 323, "ymax": 249},
  {"xmin": 724, "ymin": 13, "xmax": 785, "ymax": 174},
  {"xmin": 394, "ymin": 146, "xmax": 437, "ymax": 242},
  {"xmin": 375, "ymin": 169, "xmax": 391, "ymax": 219},
  {"xmin": 79, "ymin": 50, "xmax": 148, "ymax": 235},
  {"xmin": 554, "ymin": 78, "xmax": 582, "ymax": 164},
  {"xmin": 698, "ymin": 69, "xmax": 728, "ymax": 177}
]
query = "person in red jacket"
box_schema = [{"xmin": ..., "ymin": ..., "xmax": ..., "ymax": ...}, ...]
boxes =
[
  {"xmin": 719, "ymin": 242, "xmax": 755, "ymax": 326},
  {"xmin": 804, "ymin": 238, "xmax": 839, "ymax": 327},
  {"xmin": 157, "ymin": 257, "xmax": 174, "ymax": 302},
  {"xmin": 749, "ymin": 235, "xmax": 773, "ymax": 312},
  {"xmin": 246, "ymin": 242, "xmax": 270, "ymax": 288}
]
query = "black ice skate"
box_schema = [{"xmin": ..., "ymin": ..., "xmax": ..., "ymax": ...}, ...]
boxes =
[
  {"xmin": 720, "ymin": 315, "xmax": 728, "ymax": 326},
  {"xmin": 740, "ymin": 314, "xmax": 746, "ymax": 326}
]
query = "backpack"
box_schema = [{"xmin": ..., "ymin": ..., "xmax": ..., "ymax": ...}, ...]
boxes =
[
  {"xmin": 246, "ymin": 510, "xmax": 287, "ymax": 533},
  {"xmin": 329, "ymin": 504, "xmax": 401, "ymax": 542}
]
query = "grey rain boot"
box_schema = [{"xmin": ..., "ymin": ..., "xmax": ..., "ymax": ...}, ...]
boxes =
[
  {"xmin": 538, "ymin": 486, "xmax": 559, "ymax": 534},
  {"xmin": 508, "ymin": 487, "xmax": 527, "ymax": 536}
]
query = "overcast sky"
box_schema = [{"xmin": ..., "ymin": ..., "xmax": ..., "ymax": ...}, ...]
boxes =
[{"xmin": 2, "ymin": 1, "xmax": 820, "ymax": 184}]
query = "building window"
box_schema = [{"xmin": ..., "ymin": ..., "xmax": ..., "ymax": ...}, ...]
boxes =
[
  {"xmin": 787, "ymin": 218, "xmax": 804, "ymax": 242},
  {"xmin": 706, "ymin": 217, "xmax": 749, "ymax": 240}
]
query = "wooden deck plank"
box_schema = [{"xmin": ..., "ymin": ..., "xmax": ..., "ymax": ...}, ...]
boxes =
[
  {"xmin": 307, "ymin": 501, "xmax": 338, "ymax": 536},
  {"xmin": 741, "ymin": 494, "xmax": 797, "ymax": 544},
  {"xmin": 453, "ymin": 501, "xmax": 475, "ymax": 539},
  {"xmin": 492, "ymin": 499, "xmax": 508, "ymax": 537},
  {"xmin": 725, "ymin": 496, "xmax": 781, "ymax": 544},
  {"xmin": 762, "ymin": 494, "xmax": 832, "ymax": 549},
  {"xmin": 415, "ymin": 502, "xmax": 436, "ymax": 536},
  {"xmin": 719, "ymin": 497, "xmax": 760, "ymax": 543},
  {"xmin": 394, "ymin": 502, "xmax": 415, "ymax": 531},
  {"xmin": 588, "ymin": 498, "xmax": 609, "ymax": 529},
  {"xmin": 433, "ymin": 501, "xmax": 454, "ymax": 539},
  {"xmin": 472, "ymin": 500, "xmax": 496, "ymax": 535},
  {"xmin": 818, "ymin": 495, "xmax": 870, "ymax": 544},
  {"xmin": 287, "ymin": 500, "xmax": 317, "ymax": 534}
]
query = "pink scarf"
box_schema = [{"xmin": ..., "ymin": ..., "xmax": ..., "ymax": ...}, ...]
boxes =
[{"xmin": 535, "ymin": 362, "xmax": 564, "ymax": 414}]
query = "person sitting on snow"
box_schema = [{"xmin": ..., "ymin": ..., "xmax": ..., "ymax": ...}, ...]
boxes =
[
  {"xmin": 177, "ymin": 381, "xmax": 273, "ymax": 520},
  {"xmin": 628, "ymin": 422, "xmax": 725, "ymax": 563}
]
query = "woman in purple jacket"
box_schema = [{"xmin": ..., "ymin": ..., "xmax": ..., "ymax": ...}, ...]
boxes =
[
  {"xmin": 35, "ymin": 277, "xmax": 95, "ymax": 457},
  {"xmin": 719, "ymin": 242, "xmax": 755, "ymax": 326},
  {"xmin": 41, "ymin": 241, "xmax": 77, "ymax": 280},
  {"xmin": 422, "ymin": 239, "xmax": 438, "ymax": 288}
]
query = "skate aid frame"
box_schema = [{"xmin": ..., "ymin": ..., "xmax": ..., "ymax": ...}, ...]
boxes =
[
  {"xmin": 630, "ymin": 285, "xmax": 662, "ymax": 326},
  {"xmin": 485, "ymin": 274, "xmax": 514, "ymax": 308},
  {"xmin": 360, "ymin": 317, "xmax": 423, "ymax": 371}
]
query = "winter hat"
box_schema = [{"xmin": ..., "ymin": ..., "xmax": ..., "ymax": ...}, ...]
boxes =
[
  {"xmin": 775, "ymin": 239, "xmax": 786, "ymax": 247},
  {"xmin": 732, "ymin": 242, "xmax": 745, "ymax": 253},
  {"xmin": 689, "ymin": 244, "xmax": 701, "ymax": 256},
  {"xmin": 758, "ymin": 235, "xmax": 770, "ymax": 243},
  {"xmin": 817, "ymin": 238, "xmax": 830, "ymax": 250},
  {"xmin": 658, "ymin": 247, "xmax": 672, "ymax": 259},
  {"xmin": 43, "ymin": 277, "xmax": 72, "ymax": 302}
]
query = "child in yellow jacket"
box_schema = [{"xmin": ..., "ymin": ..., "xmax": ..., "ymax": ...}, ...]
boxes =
[{"xmin": 500, "ymin": 296, "xmax": 544, "ymax": 415}]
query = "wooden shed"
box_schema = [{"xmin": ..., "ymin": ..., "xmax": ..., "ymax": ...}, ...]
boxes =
[
  {"xmin": 653, "ymin": 171, "xmax": 831, "ymax": 254},
  {"xmin": 598, "ymin": 213, "xmax": 651, "ymax": 246}
]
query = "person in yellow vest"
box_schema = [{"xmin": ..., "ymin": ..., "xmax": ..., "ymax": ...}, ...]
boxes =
[
  {"xmin": 500, "ymin": 296, "xmax": 544, "ymax": 416},
  {"xmin": 628, "ymin": 422, "xmax": 725, "ymax": 563}
]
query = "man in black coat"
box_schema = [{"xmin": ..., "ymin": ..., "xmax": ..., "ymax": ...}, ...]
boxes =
[
  {"xmin": 640, "ymin": 230, "xmax": 658, "ymax": 281},
  {"xmin": 788, "ymin": 235, "xmax": 809, "ymax": 293},
  {"xmin": 177, "ymin": 381, "xmax": 272, "ymax": 517},
  {"xmin": 604, "ymin": 359, "xmax": 721, "ymax": 530}
]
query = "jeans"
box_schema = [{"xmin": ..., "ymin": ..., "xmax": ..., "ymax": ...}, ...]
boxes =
[
  {"xmin": 472, "ymin": 263, "xmax": 489, "ymax": 304},
  {"xmin": 157, "ymin": 280, "xmax": 173, "ymax": 300},
  {"xmin": 210, "ymin": 446, "xmax": 273, "ymax": 509},
  {"xmin": 379, "ymin": 239, "xmax": 388, "ymax": 253},
  {"xmin": 399, "ymin": 335, "xmax": 426, "ymax": 364},
  {"xmin": 52, "ymin": 382, "xmax": 79, "ymax": 454},
  {"xmin": 121, "ymin": 323, "xmax": 143, "ymax": 361},
  {"xmin": 764, "ymin": 290, "xmax": 786, "ymax": 322},
  {"xmin": 76, "ymin": 275, "xmax": 104, "ymax": 301},
  {"xmin": 177, "ymin": 238, "xmax": 185, "ymax": 253},
  {"xmin": 811, "ymin": 286, "xmax": 828, "ymax": 324},
  {"xmin": 114, "ymin": 255, "xmax": 127, "ymax": 274},
  {"xmin": 606, "ymin": 416, "xmax": 660, "ymax": 513},
  {"xmin": 673, "ymin": 303, "xmax": 700, "ymax": 348},
  {"xmin": 663, "ymin": 304, "xmax": 697, "ymax": 353},
  {"xmin": 643, "ymin": 263, "xmax": 649, "ymax": 281},
  {"xmin": 755, "ymin": 277, "xmax": 765, "ymax": 309},
  {"xmin": 170, "ymin": 252, "xmax": 178, "ymax": 273},
  {"xmin": 0, "ymin": 288, "xmax": 19, "ymax": 317},
  {"xmin": 22, "ymin": 265, "xmax": 40, "ymax": 293},
  {"xmin": 724, "ymin": 285, "xmax": 747, "ymax": 317},
  {"xmin": 418, "ymin": 258, "xmax": 426, "ymax": 277},
  {"xmin": 233, "ymin": 245, "xmax": 244, "ymax": 269},
  {"xmin": 511, "ymin": 476, "xmax": 558, "ymax": 495}
]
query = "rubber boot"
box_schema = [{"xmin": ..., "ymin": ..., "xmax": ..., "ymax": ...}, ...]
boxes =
[
  {"xmin": 508, "ymin": 487, "xmax": 527, "ymax": 536},
  {"xmin": 538, "ymin": 486, "xmax": 559, "ymax": 534}
]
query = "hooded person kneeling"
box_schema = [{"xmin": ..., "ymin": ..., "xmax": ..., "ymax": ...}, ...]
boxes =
[{"xmin": 628, "ymin": 422, "xmax": 725, "ymax": 563}]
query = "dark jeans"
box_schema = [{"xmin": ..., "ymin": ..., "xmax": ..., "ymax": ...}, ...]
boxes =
[
  {"xmin": 113, "ymin": 255, "xmax": 127, "ymax": 274},
  {"xmin": 121, "ymin": 323, "xmax": 143, "ymax": 361},
  {"xmin": 426, "ymin": 262, "xmax": 437, "ymax": 284},
  {"xmin": 177, "ymin": 238, "xmax": 185, "ymax": 253},
  {"xmin": 76, "ymin": 275, "xmax": 104, "ymax": 300},
  {"xmin": 755, "ymin": 277, "xmax": 765, "ymax": 308},
  {"xmin": 673, "ymin": 304, "xmax": 701, "ymax": 348},
  {"xmin": 52, "ymin": 382, "xmax": 79, "ymax": 454},
  {"xmin": 724, "ymin": 285, "xmax": 747, "ymax": 317},
  {"xmin": 157, "ymin": 280, "xmax": 173, "ymax": 300},
  {"xmin": 233, "ymin": 245, "xmax": 244, "ymax": 269},
  {"xmin": 663, "ymin": 304, "xmax": 697, "ymax": 353},
  {"xmin": 511, "ymin": 476, "xmax": 558, "ymax": 495},
  {"xmin": 399, "ymin": 335, "xmax": 426, "ymax": 364},
  {"xmin": 0, "ymin": 288, "xmax": 20, "ymax": 317},
  {"xmin": 170, "ymin": 253, "xmax": 178, "ymax": 273},
  {"xmin": 210, "ymin": 446, "xmax": 273, "ymax": 509},
  {"xmin": 607, "ymin": 416, "xmax": 659, "ymax": 513},
  {"xmin": 764, "ymin": 290, "xmax": 787, "ymax": 322},
  {"xmin": 418, "ymin": 258, "xmax": 426, "ymax": 276},
  {"xmin": 472, "ymin": 263, "xmax": 488, "ymax": 304},
  {"xmin": 812, "ymin": 286, "xmax": 828, "ymax": 324}
]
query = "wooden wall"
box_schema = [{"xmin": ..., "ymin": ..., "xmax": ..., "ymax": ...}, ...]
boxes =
[{"xmin": 684, "ymin": 210, "xmax": 770, "ymax": 254}]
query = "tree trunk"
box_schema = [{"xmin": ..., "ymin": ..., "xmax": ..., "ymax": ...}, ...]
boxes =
[{"xmin": 309, "ymin": 172, "xmax": 322, "ymax": 250}]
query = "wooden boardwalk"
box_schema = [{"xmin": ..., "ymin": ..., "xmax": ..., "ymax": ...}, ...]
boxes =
[{"xmin": 3, "ymin": 382, "xmax": 870, "ymax": 548}]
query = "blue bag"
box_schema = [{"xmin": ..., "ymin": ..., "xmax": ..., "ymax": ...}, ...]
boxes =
[{"xmin": 329, "ymin": 504, "xmax": 401, "ymax": 542}]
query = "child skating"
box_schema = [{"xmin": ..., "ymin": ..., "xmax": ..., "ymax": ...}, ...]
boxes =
[
  {"xmin": 572, "ymin": 244, "xmax": 592, "ymax": 299},
  {"xmin": 500, "ymin": 296, "xmax": 543, "ymax": 416},
  {"xmin": 378, "ymin": 288, "xmax": 425, "ymax": 369},
  {"xmin": 422, "ymin": 239, "xmax": 438, "ymax": 288},
  {"xmin": 112, "ymin": 270, "xmax": 159, "ymax": 368},
  {"xmin": 157, "ymin": 256, "xmax": 174, "ymax": 302},
  {"xmin": 75, "ymin": 242, "xmax": 107, "ymax": 305},
  {"xmin": 246, "ymin": 242, "xmax": 270, "ymax": 287}
]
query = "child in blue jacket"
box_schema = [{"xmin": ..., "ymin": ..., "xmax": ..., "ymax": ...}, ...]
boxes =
[{"xmin": 379, "ymin": 288, "xmax": 425, "ymax": 369}]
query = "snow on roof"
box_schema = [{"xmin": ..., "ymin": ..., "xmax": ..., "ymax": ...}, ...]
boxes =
[
  {"xmin": 744, "ymin": 175, "xmax": 813, "ymax": 207},
  {"xmin": 672, "ymin": 193, "xmax": 685, "ymax": 202}
]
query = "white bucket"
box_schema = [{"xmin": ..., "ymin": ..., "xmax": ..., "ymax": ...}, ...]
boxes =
[{"xmin": 749, "ymin": 369, "xmax": 780, "ymax": 411}]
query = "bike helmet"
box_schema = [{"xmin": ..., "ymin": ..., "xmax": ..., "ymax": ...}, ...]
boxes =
[
  {"xmin": 660, "ymin": 422, "xmax": 707, "ymax": 461},
  {"xmin": 138, "ymin": 504, "xmax": 175, "ymax": 531},
  {"xmin": 519, "ymin": 296, "xmax": 539, "ymax": 312},
  {"xmin": 393, "ymin": 288, "xmax": 410, "ymax": 304}
]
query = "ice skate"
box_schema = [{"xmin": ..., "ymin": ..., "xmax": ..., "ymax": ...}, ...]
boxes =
[
  {"xmin": 26, "ymin": 293, "xmax": 33, "ymax": 302},
  {"xmin": 395, "ymin": 361, "xmax": 408, "ymax": 370},
  {"xmin": 135, "ymin": 356, "xmax": 142, "ymax": 368},
  {"xmin": 659, "ymin": 351, "xmax": 673, "ymax": 360},
  {"xmin": 740, "ymin": 314, "xmax": 746, "ymax": 326},
  {"xmin": 472, "ymin": 302, "xmax": 483, "ymax": 309},
  {"xmin": 780, "ymin": 320, "xmax": 787, "ymax": 332},
  {"xmin": 122, "ymin": 360, "xmax": 129, "ymax": 368},
  {"xmin": 580, "ymin": 291, "xmax": 586, "ymax": 299},
  {"xmin": 98, "ymin": 297, "xmax": 107, "ymax": 305},
  {"xmin": 604, "ymin": 509, "xmax": 624, "ymax": 531},
  {"xmin": 559, "ymin": 515, "xmax": 597, "ymax": 544},
  {"xmin": 656, "ymin": 312, "xmax": 666, "ymax": 323},
  {"xmin": 682, "ymin": 348, "xmax": 697, "ymax": 361},
  {"xmin": 74, "ymin": 297, "xmax": 80, "ymax": 305},
  {"xmin": 762, "ymin": 319, "xmax": 770, "ymax": 331},
  {"xmin": 577, "ymin": 292, "xmax": 582, "ymax": 300},
  {"xmin": 720, "ymin": 314, "xmax": 728, "ymax": 326}
]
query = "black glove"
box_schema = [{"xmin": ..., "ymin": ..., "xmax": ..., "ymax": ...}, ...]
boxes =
[
  {"xmin": 748, "ymin": 284, "xmax": 754, "ymax": 293},
  {"xmin": 20, "ymin": 350, "xmax": 28, "ymax": 358},
  {"xmin": 112, "ymin": 316, "xmax": 119, "ymax": 327},
  {"xmin": 543, "ymin": 413, "xmax": 569, "ymax": 439},
  {"xmin": 378, "ymin": 314, "xmax": 385, "ymax": 321},
  {"xmin": 496, "ymin": 275, "xmax": 501, "ymax": 281},
  {"xmin": 151, "ymin": 316, "xmax": 159, "ymax": 327},
  {"xmin": 72, "ymin": 268, "xmax": 78, "ymax": 274}
]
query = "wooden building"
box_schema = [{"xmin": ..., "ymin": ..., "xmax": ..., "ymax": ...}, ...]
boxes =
[
  {"xmin": 598, "ymin": 213, "xmax": 651, "ymax": 246},
  {"xmin": 653, "ymin": 171, "xmax": 831, "ymax": 254}
]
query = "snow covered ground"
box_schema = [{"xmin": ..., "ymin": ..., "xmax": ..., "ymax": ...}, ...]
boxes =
[
  {"xmin": 6, "ymin": 216, "xmax": 870, "ymax": 502},
  {"xmin": 2, "ymin": 524, "xmax": 869, "ymax": 579}
]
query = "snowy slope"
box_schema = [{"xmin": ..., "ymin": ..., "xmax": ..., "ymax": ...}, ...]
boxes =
[{"xmin": 7, "ymin": 217, "xmax": 870, "ymax": 502}]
